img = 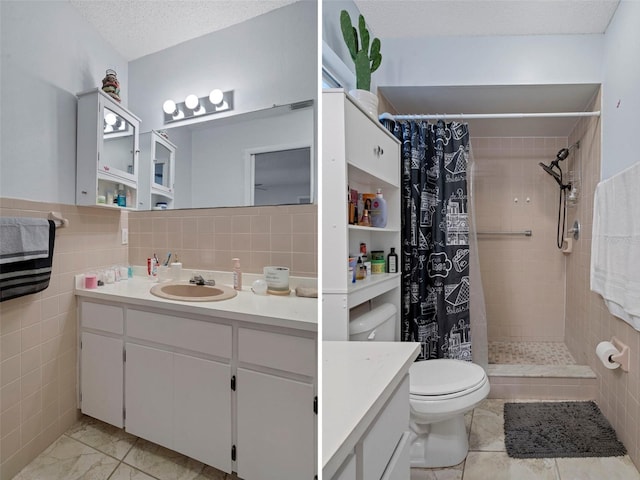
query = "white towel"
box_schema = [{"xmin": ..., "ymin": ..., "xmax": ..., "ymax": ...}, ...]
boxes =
[
  {"xmin": 0, "ymin": 217, "xmax": 51, "ymax": 265},
  {"xmin": 590, "ymin": 161, "xmax": 640, "ymax": 331}
]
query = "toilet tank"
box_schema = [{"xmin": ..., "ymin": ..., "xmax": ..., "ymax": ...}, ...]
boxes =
[{"xmin": 349, "ymin": 303, "xmax": 397, "ymax": 341}]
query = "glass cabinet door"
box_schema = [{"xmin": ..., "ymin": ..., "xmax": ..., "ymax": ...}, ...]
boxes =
[
  {"xmin": 102, "ymin": 107, "xmax": 137, "ymax": 177},
  {"xmin": 153, "ymin": 140, "xmax": 172, "ymax": 189}
]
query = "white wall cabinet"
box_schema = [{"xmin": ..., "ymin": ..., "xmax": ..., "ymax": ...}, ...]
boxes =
[
  {"xmin": 138, "ymin": 130, "xmax": 176, "ymax": 210},
  {"xmin": 78, "ymin": 299, "xmax": 316, "ymax": 479},
  {"xmin": 76, "ymin": 88, "xmax": 141, "ymax": 209},
  {"xmin": 322, "ymin": 89, "xmax": 402, "ymax": 340}
]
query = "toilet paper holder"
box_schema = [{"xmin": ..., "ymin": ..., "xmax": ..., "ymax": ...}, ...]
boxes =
[{"xmin": 610, "ymin": 337, "xmax": 630, "ymax": 372}]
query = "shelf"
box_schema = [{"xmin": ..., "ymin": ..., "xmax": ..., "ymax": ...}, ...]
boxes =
[
  {"xmin": 348, "ymin": 225, "xmax": 400, "ymax": 233},
  {"xmin": 151, "ymin": 187, "xmax": 173, "ymax": 200},
  {"xmin": 347, "ymin": 273, "xmax": 401, "ymax": 308},
  {"xmin": 98, "ymin": 170, "xmax": 136, "ymax": 189},
  {"xmin": 91, "ymin": 203, "xmax": 138, "ymax": 211},
  {"xmin": 348, "ymin": 162, "xmax": 399, "ymax": 190}
]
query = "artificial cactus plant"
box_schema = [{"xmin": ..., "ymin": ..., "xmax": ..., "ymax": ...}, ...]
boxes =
[{"xmin": 340, "ymin": 10, "xmax": 382, "ymax": 92}]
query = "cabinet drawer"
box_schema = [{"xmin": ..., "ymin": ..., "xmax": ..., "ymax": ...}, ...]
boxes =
[
  {"xmin": 380, "ymin": 431, "xmax": 411, "ymax": 480},
  {"xmin": 345, "ymin": 100, "xmax": 399, "ymax": 187},
  {"xmin": 332, "ymin": 452, "xmax": 356, "ymax": 480},
  {"xmin": 361, "ymin": 375, "xmax": 409, "ymax": 480},
  {"xmin": 238, "ymin": 328, "xmax": 315, "ymax": 377},
  {"xmin": 127, "ymin": 309, "xmax": 231, "ymax": 358},
  {"xmin": 81, "ymin": 301, "xmax": 124, "ymax": 334}
]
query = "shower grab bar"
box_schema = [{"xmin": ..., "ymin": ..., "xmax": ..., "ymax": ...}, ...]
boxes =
[{"xmin": 477, "ymin": 230, "xmax": 532, "ymax": 237}]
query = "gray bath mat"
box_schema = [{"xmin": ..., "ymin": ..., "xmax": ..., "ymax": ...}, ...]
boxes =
[{"xmin": 504, "ymin": 401, "xmax": 626, "ymax": 458}]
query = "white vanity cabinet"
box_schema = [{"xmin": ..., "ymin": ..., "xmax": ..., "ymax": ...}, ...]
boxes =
[
  {"xmin": 138, "ymin": 130, "xmax": 176, "ymax": 210},
  {"xmin": 76, "ymin": 88, "xmax": 141, "ymax": 209},
  {"xmin": 79, "ymin": 301, "xmax": 124, "ymax": 428},
  {"xmin": 77, "ymin": 297, "xmax": 317, "ymax": 479},
  {"xmin": 236, "ymin": 328, "xmax": 316, "ymax": 480},
  {"xmin": 124, "ymin": 308, "xmax": 232, "ymax": 471},
  {"xmin": 322, "ymin": 89, "xmax": 401, "ymax": 341}
]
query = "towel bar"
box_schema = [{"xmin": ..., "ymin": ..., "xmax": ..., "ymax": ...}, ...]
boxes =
[
  {"xmin": 477, "ymin": 230, "xmax": 532, "ymax": 237},
  {"xmin": 48, "ymin": 211, "xmax": 69, "ymax": 228}
]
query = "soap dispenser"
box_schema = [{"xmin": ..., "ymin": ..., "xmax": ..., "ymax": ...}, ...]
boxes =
[{"xmin": 370, "ymin": 188, "xmax": 388, "ymax": 228}]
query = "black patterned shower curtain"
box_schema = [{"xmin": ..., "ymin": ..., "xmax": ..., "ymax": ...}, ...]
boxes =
[{"xmin": 386, "ymin": 120, "xmax": 471, "ymax": 361}]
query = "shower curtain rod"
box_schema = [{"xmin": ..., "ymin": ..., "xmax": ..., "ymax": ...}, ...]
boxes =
[{"xmin": 379, "ymin": 111, "xmax": 601, "ymax": 121}]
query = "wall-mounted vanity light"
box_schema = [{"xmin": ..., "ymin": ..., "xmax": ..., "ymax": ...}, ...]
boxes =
[{"xmin": 162, "ymin": 89, "xmax": 233, "ymax": 123}]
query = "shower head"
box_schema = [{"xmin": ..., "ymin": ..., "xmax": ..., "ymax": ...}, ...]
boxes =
[
  {"xmin": 538, "ymin": 161, "xmax": 563, "ymax": 187},
  {"xmin": 555, "ymin": 142, "xmax": 580, "ymax": 162}
]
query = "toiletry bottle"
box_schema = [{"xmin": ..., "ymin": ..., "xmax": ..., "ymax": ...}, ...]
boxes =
[
  {"xmin": 233, "ymin": 258, "xmax": 242, "ymax": 290},
  {"xmin": 126, "ymin": 189, "xmax": 132, "ymax": 208},
  {"xmin": 356, "ymin": 255, "xmax": 366, "ymax": 280},
  {"xmin": 388, "ymin": 247, "xmax": 398, "ymax": 273},
  {"xmin": 117, "ymin": 184, "xmax": 126, "ymax": 207},
  {"xmin": 359, "ymin": 209, "xmax": 371, "ymax": 227},
  {"xmin": 370, "ymin": 189, "xmax": 388, "ymax": 228},
  {"xmin": 106, "ymin": 191, "xmax": 114, "ymax": 205}
]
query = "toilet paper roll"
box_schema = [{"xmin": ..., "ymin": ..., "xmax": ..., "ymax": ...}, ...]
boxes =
[{"xmin": 596, "ymin": 341, "xmax": 620, "ymax": 369}]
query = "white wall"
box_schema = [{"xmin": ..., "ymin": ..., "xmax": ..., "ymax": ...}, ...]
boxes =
[
  {"xmin": 128, "ymin": 1, "xmax": 317, "ymax": 133},
  {"xmin": 322, "ymin": 1, "xmax": 602, "ymax": 91},
  {"xmin": 190, "ymin": 108, "xmax": 313, "ymax": 207},
  {"xmin": 601, "ymin": 0, "xmax": 640, "ymax": 179},
  {"xmin": 0, "ymin": 1, "xmax": 128, "ymax": 204}
]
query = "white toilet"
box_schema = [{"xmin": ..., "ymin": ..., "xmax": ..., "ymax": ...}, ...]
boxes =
[{"xmin": 349, "ymin": 303, "xmax": 490, "ymax": 468}]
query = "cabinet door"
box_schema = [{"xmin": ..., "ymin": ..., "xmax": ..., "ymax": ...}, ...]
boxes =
[
  {"xmin": 173, "ymin": 353, "xmax": 232, "ymax": 472},
  {"xmin": 80, "ymin": 332, "xmax": 123, "ymax": 428},
  {"xmin": 237, "ymin": 369, "xmax": 315, "ymax": 480},
  {"xmin": 125, "ymin": 343, "xmax": 172, "ymax": 448}
]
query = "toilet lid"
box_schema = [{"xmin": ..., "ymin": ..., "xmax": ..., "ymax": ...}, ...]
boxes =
[{"xmin": 409, "ymin": 359, "xmax": 487, "ymax": 396}]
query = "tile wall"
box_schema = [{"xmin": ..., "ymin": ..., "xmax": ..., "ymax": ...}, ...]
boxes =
[
  {"xmin": 0, "ymin": 198, "xmax": 128, "ymax": 479},
  {"xmin": 473, "ymin": 137, "xmax": 569, "ymax": 342},
  {"xmin": 564, "ymin": 90, "xmax": 640, "ymax": 468},
  {"xmin": 127, "ymin": 204, "xmax": 318, "ymax": 277}
]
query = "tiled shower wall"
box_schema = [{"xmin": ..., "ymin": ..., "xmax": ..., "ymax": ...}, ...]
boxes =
[
  {"xmin": 128, "ymin": 204, "xmax": 317, "ymax": 277},
  {"xmin": 0, "ymin": 198, "xmax": 128, "ymax": 479},
  {"xmin": 473, "ymin": 137, "xmax": 569, "ymax": 342},
  {"xmin": 565, "ymin": 90, "xmax": 640, "ymax": 468}
]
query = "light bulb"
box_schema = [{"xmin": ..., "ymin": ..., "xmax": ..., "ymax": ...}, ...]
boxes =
[
  {"xmin": 185, "ymin": 94, "xmax": 199, "ymax": 110},
  {"xmin": 104, "ymin": 112, "xmax": 117, "ymax": 125},
  {"xmin": 163, "ymin": 99, "xmax": 177, "ymax": 115},
  {"xmin": 209, "ymin": 89, "xmax": 224, "ymax": 106}
]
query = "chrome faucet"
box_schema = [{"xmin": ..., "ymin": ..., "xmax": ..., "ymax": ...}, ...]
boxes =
[{"xmin": 189, "ymin": 274, "xmax": 215, "ymax": 286}]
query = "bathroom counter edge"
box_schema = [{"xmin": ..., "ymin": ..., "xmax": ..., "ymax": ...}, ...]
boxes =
[
  {"xmin": 322, "ymin": 341, "xmax": 420, "ymax": 478},
  {"xmin": 75, "ymin": 277, "xmax": 317, "ymax": 332}
]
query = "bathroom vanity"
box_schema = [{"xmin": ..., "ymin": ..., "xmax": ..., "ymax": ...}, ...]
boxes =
[
  {"xmin": 76, "ymin": 277, "xmax": 317, "ymax": 480},
  {"xmin": 323, "ymin": 341, "xmax": 420, "ymax": 480}
]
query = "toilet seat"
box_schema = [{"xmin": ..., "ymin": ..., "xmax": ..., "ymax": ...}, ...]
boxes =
[{"xmin": 409, "ymin": 359, "xmax": 487, "ymax": 398}]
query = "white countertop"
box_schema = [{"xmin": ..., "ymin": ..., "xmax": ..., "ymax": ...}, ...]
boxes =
[
  {"xmin": 75, "ymin": 276, "xmax": 317, "ymax": 332},
  {"xmin": 322, "ymin": 341, "xmax": 420, "ymax": 478}
]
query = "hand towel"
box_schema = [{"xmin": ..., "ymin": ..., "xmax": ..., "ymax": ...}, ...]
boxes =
[
  {"xmin": 590, "ymin": 161, "xmax": 640, "ymax": 331},
  {"xmin": 0, "ymin": 220, "xmax": 56, "ymax": 302},
  {"xmin": 0, "ymin": 217, "xmax": 51, "ymax": 264}
]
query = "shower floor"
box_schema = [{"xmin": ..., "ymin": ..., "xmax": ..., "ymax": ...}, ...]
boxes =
[{"xmin": 488, "ymin": 341, "xmax": 577, "ymax": 365}]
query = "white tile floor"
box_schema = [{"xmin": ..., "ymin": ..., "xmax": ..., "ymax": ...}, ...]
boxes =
[
  {"xmin": 411, "ymin": 399, "xmax": 640, "ymax": 480},
  {"xmin": 13, "ymin": 415, "xmax": 236, "ymax": 480},
  {"xmin": 14, "ymin": 400, "xmax": 640, "ymax": 480}
]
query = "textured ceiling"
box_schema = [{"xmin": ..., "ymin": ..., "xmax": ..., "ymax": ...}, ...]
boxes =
[
  {"xmin": 354, "ymin": 0, "xmax": 620, "ymax": 38},
  {"xmin": 68, "ymin": 0, "xmax": 300, "ymax": 61}
]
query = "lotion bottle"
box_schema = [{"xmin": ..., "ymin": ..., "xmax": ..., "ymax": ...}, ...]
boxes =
[
  {"xmin": 232, "ymin": 258, "xmax": 242, "ymax": 290},
  {"xmin": 387, "ymin": 247, "xmax": 398, "ymax": 273},
  {"xmin": 370, "ymin": 189, "xmax": 388, "ymax": 228}
]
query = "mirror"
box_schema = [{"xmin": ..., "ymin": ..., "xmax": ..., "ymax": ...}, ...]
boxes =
[
  {"xmin": 103, "ymin": 107, "xmax": 136, "ymax": 178},
  {"xmin": 146, "ymin": 101, "xmax": 315, "ymax": 210}
]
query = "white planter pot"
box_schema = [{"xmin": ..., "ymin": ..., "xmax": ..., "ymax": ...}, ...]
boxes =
[{"xmin": 349, "ymin": 89, "xmax": 379, "ymax": 118}]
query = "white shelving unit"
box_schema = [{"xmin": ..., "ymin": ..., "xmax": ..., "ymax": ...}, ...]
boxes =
[
  {"xmin": 76, "ymin": 88, "xmax": 141, "ymax": 209},
  {"xmin": 139, "ymin": 130, "xmax": 176, "ymax": 210},
  {"xmin": 323, "ymin": 89, "xmax": 402, "ymax": 340}
]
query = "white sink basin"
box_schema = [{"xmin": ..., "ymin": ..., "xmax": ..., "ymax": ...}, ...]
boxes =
[{"xmin": 150, "ymin": 282, "xmax": 237, "ymax": 302}]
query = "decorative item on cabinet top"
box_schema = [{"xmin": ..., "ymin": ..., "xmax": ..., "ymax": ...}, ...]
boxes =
[{"xmin": 162, "ymin": 89, "xmax": 234, "ymax": 123}]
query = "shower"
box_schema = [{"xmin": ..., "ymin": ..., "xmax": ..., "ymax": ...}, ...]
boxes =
[{"xmin": 539, "ymin": 142, "xmax": 579, "ymax": 249}]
